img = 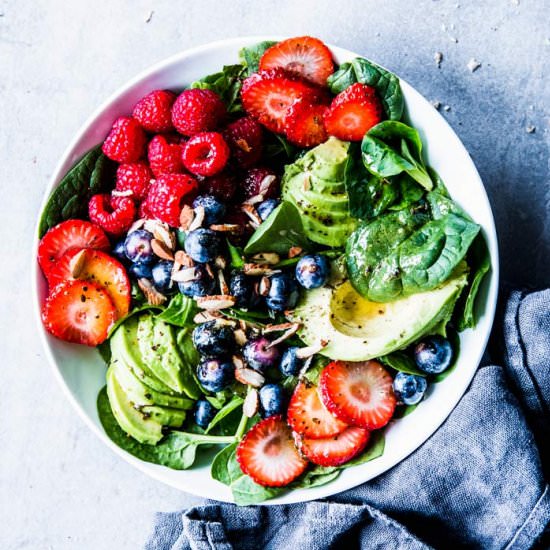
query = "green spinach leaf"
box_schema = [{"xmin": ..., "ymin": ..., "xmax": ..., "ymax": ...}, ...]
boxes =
[
  {"xmin": 263, "ymin": 133, "xmax": 297, "ymax": 160},
  {"xmin": 156, "ymin": 294, "xmax": 196, "ymax": 327},
  {"xmin": 227, "ymin": 241, "xmax": 245, "ymax": 269},
  {"xmin": 211, "ymin": 442, "xmax": 239, "ymax": 485},
  {"xmin": 379, "ymin": 351, "xmax": 424, "ymax": 376},
  {"xmin": 190, "ymin": 64, "xmax": 246, "ymax": 113},
  {"xmin": 239, "ymin": 41, "xmax": 277, "ymax": 74},
  {"xmin": 205, "ymin": 395, "xmax": 244, "ymax": 434}
]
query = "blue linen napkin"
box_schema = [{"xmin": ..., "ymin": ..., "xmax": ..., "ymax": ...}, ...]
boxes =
[{"xmin": 145, "ymin": 289, "xmax": 550, "ymax": 550}]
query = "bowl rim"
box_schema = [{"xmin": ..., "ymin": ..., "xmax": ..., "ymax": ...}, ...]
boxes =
[{"xmin": 32, "ymin": 35, "xmax": 499, "ymax": 504}]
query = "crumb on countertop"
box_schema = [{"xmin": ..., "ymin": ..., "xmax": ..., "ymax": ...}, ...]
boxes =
[
  {"xmin": 526, "ymin": 125, "xmax": 536, "ymax": 134},
  {"xmin": 434, "ymin": 52, "xmax": 443, "ymax": 68},
  {"xmin": 467, "ymin": 58, "xmax": 482, "ymax": 72}
]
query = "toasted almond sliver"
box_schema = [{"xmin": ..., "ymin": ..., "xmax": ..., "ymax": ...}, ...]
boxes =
[
  {"xmin": 258, "ymin": 175, "xmax": 276, "ymax": 196},
  {"xmin": 210, "ymin": 223, "xmax": 241, "ymax": 233},
  {"xmin": 174, "ymin": 250, "xmax": 194, "ymax": 267},
  {"xmin": 214, "ymin": 256, "xmax": 227, "ymax": 270},
  {"xmin": 252, "ymin": 252, "xmax": 280, "ymax": 265},
  {"xmin": 151, "ymin": 238, "xmax": 175, "ymax": 261},
  {"xmin": 232, "ymin": 355, "xmax": 245, "ymax": 370},
  {"xmin": 69, "ymin": 249, "xmax": 87, "ymax": 278},
  {"xmin": 258, "ymin": 276, "xmax": 270, "ymax": 296},
  {"xmin": 295, "ymin": 341, "xmax": 328, "ymax": 359},
  {"xmin": 243, "ymin": 388, "xmax": 260, "ymax": 417},
  {"xmin": 243, "ymin": 194, "xmax": 265, "ymax": 206},
  {"xmin": 235, "ymin": 368, "xmax": 265, "ymax": 388},
  {"xmin": 153, "ymin": 224, "xmax": 176, "ymax": 251},
  {"xmin": 242, "ymin": 204, "xmax": 262, "ymax": 226},
  {"xmin": 171, "ymin": 267, "xmax": 201, "ymax": 283},
  {"xmin": 288, "ymin": 246, "xmax": 303, "ymax": 259},
  {"xmin": 218, "ymin": 269, "xmax": 229, "ymax": 295},
  {"xmin": 195, "ymin": 295, "xmax": 236, "ymax": 310},
  {"xmin": 128, "ymin": 218, "xmax": 146, "ymax": 234},
  {"xmin": 193, "ymin": 311, "xmax": 221, "ymax": 324},
  {"xmin": 137, "ymin": 278, "xmax": 167, "ymax": 306},
  {"xmin": 188, "ymin": 205, "xmax": 205, "ymax": 232},
  {"xmin": 179, "ymin": 205, "xmax": 194, "ymax": 231},
  {"xmin": 298, "ymin": 356, "xmax": 314, "ymax": 379},
  {"xmin": 263, "ymin": 322, "xmax": 301, "ymax": 333},
  {"xmin": 234, "ymin": 328, "xmax": 248, "ymax": 346},
  {"xmin": 266, "ymin": 324, "xmax": 301, "ymax": 348},
  {"xmin": 243, "ymin": 263, "xmax": 275, "ymax": 276}
]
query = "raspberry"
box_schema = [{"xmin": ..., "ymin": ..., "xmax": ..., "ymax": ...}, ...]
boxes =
[
  {"xmin": 199, "ymin": 172, "xmax": 237, "ymax": 202},
  {"xmin": 181, "ymin": 132, "xmax": 230, "ymax": 177},
  {"xmin": 102, "ymin": 117, "xmax": 146, "ymax": 163},
  {"xmin": 88, "ymin": 194, "xmax": 137, "ymax": 236},
  {"xmin": 242, "ymin": 167, "xmax": 278, "ymax": 200},
  {"xmin": 223, "ymin": 116, "xmax": 263, "ymax": 167},
  {"xmin": 115, "ymin": 161, "xmax": 153, "ymax": 202},
  {"xmin": 145, "ymin": 174, "xmax": 198, "ymax": 227},
  {"xmin": 171, "ymin": 89, "xmax": 226, "ymax": 136},
  {"xmin": 148, "ymin": 134, "xmax": 184, "ymax": 177},
  {"xmin": 138, "ymin": 200, "xmax": 152, "ymax": 219},
  {"xmin": 132, "ymin": 90, "xmax": 176, "ymax": 133}
]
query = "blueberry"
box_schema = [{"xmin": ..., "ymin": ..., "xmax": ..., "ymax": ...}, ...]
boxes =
[
  {"xmin": 242, "ymin": 336, "xmax": 280, "ymax": 372},
  {"xmin": 151, "ymin": 260, "xmax": 177, "ymax": 294},
  {"xmin": 124, "ymin": 229, "xmax": 155, "ymax": 263},
  {"xmin": 279, "ymin": 347, "xmax": 303, "ymax": 377},
  {"xmin": 259, "ymin": 384, "xmax": 286, "ymax": 418},
  {"xmin": 192, "ymin": 195, "xmax": 226, "ymax": 225},
  {"xmin": 196, "ymin": 357, "xmax": 234, "ymax": 393},
  {"xmin": 192, "ymin": 320, "xmax": 235, "ymax": 356},
  {"xmin": 257, "ymin": 199, "xmax": 280, "ymax": 221},
  {"xmin": 194, "ymin": 399, "xmax": 217, "ymax": 428},
  {"xmin": 393, "ymin": 372, "xmax": 428, "ymax": 405},
  {"xmin": 129, "ymin": 261, "xmax": 153, "ymax": 280},
  {"xmin": 295, "ymin": 254, "xmax": 329, "ymax": 289},
  {"xmin": 414, "ymin": 335, "xmax": 453, "ymax": 374},
  {"xmin": 229, "ymin": 270, "xmax": 252, "ymax": 308},
  {"xmin": 178, "ymin": 265, "xmax": 216, "ymax": 298},
  {"xmin": 266, "ymin": 273, "xmax": 299, "ymax": 312},
  {"xmin": 184, "ymin": 228, "xmax": 222, "ymax": 263},
  {"xmin": 113, "ymin": 240, "xmax": 129, "ymax": 263}
]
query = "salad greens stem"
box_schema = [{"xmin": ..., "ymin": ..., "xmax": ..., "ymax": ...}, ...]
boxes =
[{"xmin": 234, "ymin": 411, "xmax": 249, "ymax": 440}]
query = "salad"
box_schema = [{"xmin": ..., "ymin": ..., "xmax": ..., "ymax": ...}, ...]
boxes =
[{"xmin": 37, "ymin": 36, "xmax": 490, "ymax": 505}]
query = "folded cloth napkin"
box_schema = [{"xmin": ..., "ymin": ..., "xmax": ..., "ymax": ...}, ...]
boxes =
[{"xmin": 145, "ymin": 290, "xmax": 550, "ymax": 550}]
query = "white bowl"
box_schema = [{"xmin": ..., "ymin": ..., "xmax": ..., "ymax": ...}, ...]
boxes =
[{"xmin": 33, "ymin": 36, "xmax": 499, "ymax": 504}]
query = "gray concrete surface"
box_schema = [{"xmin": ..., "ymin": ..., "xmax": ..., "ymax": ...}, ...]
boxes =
[{"xmin": 1, "ymin": 0, "xmax": 548, "ymax": 548}]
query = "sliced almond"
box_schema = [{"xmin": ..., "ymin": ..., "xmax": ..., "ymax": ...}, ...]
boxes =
[
  {"xmin": 243, "ymin": 194, "xmax": 265, "ymax": 206},
  {"xmin": 174, "ymin": 250, "xmax": 194, "ymax": 267},
  {"xmin": 128, "ymin": 218, "xmax": 146, "ymax": 234},
  {"xmin": 266, "ymin": 323, "xmax": 301, "ymax": 348},
  {"xmin": 243, "ymin": 263, "xmax": 275, "ymax": 276},
  {"xmin": 258, "ymin": 175, "xmax": 276, "ymax": 196},
  {"xmin": 235, "ymin": 367, "xmax": 265, "ymax": 388},
  {"xmin": 235, "ymin": 137, "xmax": 252, "ymax": 153},
  {"xmin": 69, "ymin": 249, "xmax": 87, "ymax": 278},
  {"xmin": 217, "ymin": 269, "xmax": 229, "ymax": 295},
  {"xmin": 298, "ymin": 356, "xmax": 314, "ymax": 380},
  {"xmin": 171, "ymin": 266, "xmax": 201, "ymax": 283},
  {"xmin": 251, "ymin": 252, "xmax": 280, "ymax": 265},
  {"xmin": 232, "ymin": 355, "xmax": 245, "ymax": 370},
  {"xmin": 295, "ymin": 340, "xmax": 328, "ymax": 359},
  {"xmin": 111, "ymin": 189, "xmax": 134, "ymax": 198},
  {"xmin": 151, "ymin": 238, "xmax": 175, "ymax": 261},
  {"xmin": 214, "ymin": 256, "xmax": 227, "ymax": 270},
  {"xmin": 234, "ymin": 328, "xmax": 248, "ymax": 346},
  {"xmin": 153, "ymin": 224, "xmax": 176, "ymax": 250},
  {"xmin": 137, "ymin": 278, "xmax": 167, "ymax": 306},
  {"xmin": 193, "ymin": 310, "xmax": 221, "ymax": 324},
  {"xmin": 195, "ymin": 295, "xmax": 236, "ymax": 310},
  {"xmin": 214, "ymin": 318, "xmax": 237, "ymax": 328},
  {"xmin": 263, "ymin": 322, "xmax": 301, "ymax": 333},
  {"xmin": 179, "ymin": 205, "xmax": 194, "ymax": 231},
  {"xmin": 288, "ymin": 246, "xmax": 303, "ymax": 259},
  {"xmin": 243, "ymin": 388, "xmax": 260, "ymax": 417},
  {"xmin": 204, "ymin": 263, "xmax": 215, "ymax": 279},
  {"xmin": 188, "ymin": 205, "xmax": 205, "ymax": 232},
  {"xmin": 210, "ymin": 223, "xmax": 241, "ymax": 233},
  {"xmin": 258, "ymin": 276, "xmax": 270, "ymax": 296},
  {"xmin": 242, "ymin": 204, "xmax": 262, "ymax": 226}
]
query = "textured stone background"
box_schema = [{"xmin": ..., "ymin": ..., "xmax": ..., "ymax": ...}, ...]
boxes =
[{"xmin": 1, "ymin": 0, "xmax": 548, "ymax": 548}]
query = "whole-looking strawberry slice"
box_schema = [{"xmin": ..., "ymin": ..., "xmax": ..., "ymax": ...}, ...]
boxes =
[
  {"xmin": 324, "ymin": 83, "xmax": 384, "ymax": 141},
  {"xmin": 284, "ymin": 99, "xmax": 328, "ymax": 147},
  {"xmin": 236, "ymin": 415, "xmax": 308, "ymax": 487},
  {"xmin": 47, "ymin": 248, "xmax": 130, "ymax": 319},
  {"xmin": 41, "ymin": 279, "xmax": 116, "ymax": 346},
  {"xmin": 259, "ymin": 36, "xmax": 334, "ymax": 87},
  {"xmin": 241, "ymin": 69, "xmax": 320, "ymax": 134},
  {"xmin": 319, "ymin": 360, "xmax": 396, "ymax": 429},
  {"xmin": 38, "ymin": 220, "xmax": 110, "ymax": 282},
  {"xmin": 287, "ymin": 381, "xmax": 348, "ymax": 439},
  {"xmin": 295, "ymin": 426, "xmax": 370, "ymax": 467}
]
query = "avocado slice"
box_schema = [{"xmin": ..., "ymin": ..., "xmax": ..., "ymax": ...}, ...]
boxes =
[
  {"xmin": 288, "ymin": 264, "xmax": 468, "ymax": 361},
  {"xmin": 141, "ymin": 405, "xmax": 186, "ymax": 428},
  {"xmin": 106, "ymin": 366, "xmax": 163, "ymax": 445}
]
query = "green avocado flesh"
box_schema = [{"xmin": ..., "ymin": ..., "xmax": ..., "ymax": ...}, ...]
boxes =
[
  {"xmin": 288, "ymin": 264, "xmax": 468, "ymax": 361},
  {"xmin": 282, "ymin": 137, "xmax": 356, "ymax": 247}
]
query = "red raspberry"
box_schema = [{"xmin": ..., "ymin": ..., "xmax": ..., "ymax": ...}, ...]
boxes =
[
  {"xmin": 132, "ymin": 90, "xmax": 176, "ymax": 133},
  {"xmin": 115, "ymin": 161, "xmax": 153, "ymax": 202},
  {"xmin": 199, "ymin": 172, "xmax": 237, "ymax": 202},
  {"xmin": 102, "ymin": 117, "xmax": 146, "ymax": 163},
  {"xmin": 223, "ymin": 116, "xmax": 263, "ymax": 167},
  {"xmin": 138, "ymin": 200, "xmax": 152, "ymax": 219},
  {"xmin": 242, "ymin": 167, "xmax": 278, "ymax": 200},
  {"xmin": 171, "ymin": 89, "xmax": 227, "ymax": 136},
  {"xmin": 88, "ymin": 194, "xmax": 137, "ymax": 236},
  {"xmin": 181, "ymin": 132, "xmax": 230, "ymax": 177},
  {"xmin": 145, "ymin": 174, "xmax": 198, "ymax": 227},
  {"xmin": 148, "ymin": 134, "xmax": 184, "ymax": 177}
]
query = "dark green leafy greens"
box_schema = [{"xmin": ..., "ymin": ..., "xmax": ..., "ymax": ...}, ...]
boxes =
[
  {"xmin": 190, "ymin": 64, "xmax": 246, "ymax": 113},
  {"xmin": 205, "ymin": 395, "xmax": 244, "ymax": 434},
  {"xmin": 379, "ymin": 351, "xmax": 424, "ymax": 376},
  {"xmin": 227, "ymin": 241, "xmax": 245, "ymax": 269},
  {"xmin": 156, "ymin": 294, "xmax": 197, "ymax": 327},
  {"xmin": 239, "ymin": 41, "xmax": 277, "ymax": 74}
]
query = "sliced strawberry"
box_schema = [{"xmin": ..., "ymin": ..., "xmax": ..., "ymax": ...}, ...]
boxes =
[
  {"xmin": 38, "ymin": 220, "xmax": 110, "ymax": 282},
  {"xmin": 319, "ymin": 360, "xmax": 396, "ymax": 429},
  {"xmin": 41, "ymin": 279, "xmax": 116, "ymax": 346},
  {"xmin": 259, "ymin": 36, "xmax": 334, "ymax": 87},
  {"xmin": 48, "ymin": 248, "xmax": 130, "ymax": 319},
  {"xmin": 241, "ymin": 69, "xmax": 320, "ymax": 133},
  {"xmin": 295, "ymin": 426, "xmax": 370, "ymax": 467},
  {"xmin": 287, "ymin": 381, "xmax": 348, "ymax": 439},
  {"xmin": 236, "ymin": 415, "xmax": 308, "ymax": 487},
  {"xmin": 284, "ymin": 99, "xmax": 328, "ymax": 147},
  {"xmin": 324, "ymin": 83, "xmax": 384, "ymax": 141}
]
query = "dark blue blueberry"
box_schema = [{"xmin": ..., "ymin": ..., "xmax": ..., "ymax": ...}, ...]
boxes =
[
  {"xmin": 256, "ymin": 199, "xmax": 280, "ymax": 221},
  {"xmin": 242, "ymin": 336, "xmax": 280, "ymax": 372},
  {"xmin": 229, "ymin": 270, "xmax": 252, "ymax": 308},
  {"xmin": 129, "ymin": 261, "xmax": 153, "ymax": 280},
  {"xmin": 414, "ymin": 335, "xmax": 454, "ymax": 374},
  {"xmin": 124, "ymin": 229, "xmax": 155, "ymax": 263},
  {"xmin": 194, "ymin": 399, "xmax": 217, "ymax": 428},
  {"xmin": 178, "ymin": 265, "xmax": 216, "ymax": 298},
  {"xmin": 279, "ymin": 346, "xmax": 303, "ymax": 377},
  {"xmin": 265, "ymin": 273, "xmax": 299, "ymax": 312},
  {"xmin": 192, "ymin": 320, "xmax": 235, "ymax": 356},
  {"xmin": 113, "ymin": 240, "xmax": 129, "ymax": 263},
  {"xmin": 295, "ymin": 254, "xmax": 329, "ymax": 289},
  {"xmin": 184, "ymin": 228, "xmax": 222, "ymax": 263},
  {"xmin": 197, "ymin": 357, "xmax": 234, "ymax": 393},
  {"xmin": 192, "ymin": 195, "xmax": 226, "ymax": 225},
  {"xmin": 393, "ymin": 372, "xmax": 428, "ymax": 405},
  {"xmin": 259, "ymin": 384, "xmax": 286, "ymax": 418},
  {"xmin": 151, "ymin": 260, "xmax": 177, "ymax": 294}
]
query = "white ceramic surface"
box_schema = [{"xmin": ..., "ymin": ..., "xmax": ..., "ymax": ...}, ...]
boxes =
[{"xmin": 33, "ymin": 36, "xmax": 499, "ymax": 505}]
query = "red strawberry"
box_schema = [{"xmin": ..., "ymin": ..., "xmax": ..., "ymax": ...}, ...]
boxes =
[
  {"xmin": 41, "ymin": 279, "xmax": 116, "ymax": 346},
  {"xmin": 236, "ymin": 415, "xmax": 308, "ymax": 487},
  {"xmin": 88, "ymin": 194, "xmax": 137, "ymax": 236},
  {"xmin": 38, "ymin": 220, "xmax": 109, "ymax": 282},
  {"xmin": 284, "ymin": 99, "xmax": 328, "ymax": 147},
  {"xmin": 324, "ymin": 83, "xmax": 384, "ymax": 141},
  {"xmin": 295, "ymin": 426, "xmax": 370, "ymax": 467},
  {"xmin": 287, "ymin": 381, "xmax": 348, "ymax": 439},
  {"xmin": 148, "ymin": 134, "xmax": 184, "ymax": 178},
  {"xmin": 102, "ymin": 116, "xmax": 147, "ymax": 163},
  {"xmin": 115, "ymin": 161, "xmax": 153, "ymax": 202},
  {"xmin": 259, "ymin": 36, "xmax": 334, "ymax": 87},
  {"xmin": 319, "ymin": 361, "xmax": 396, "ymax": 430},
  {"xmin": 241, "ymin": 69, "xmax": 320, "ymax": 133},
  {"xmin": 47, "ymin": 248, "xmax": 130, "ymax": 319},
  {"xmin": 132, "ymin": 90, "xmax": 176, "ymax": 133}
]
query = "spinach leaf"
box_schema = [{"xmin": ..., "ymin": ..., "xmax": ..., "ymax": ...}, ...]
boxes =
[
  {"xmin": 327, "ymin": 58, "xmax": 404, "ymax": 120},
  {"xmin": 227, "ymin": 240, "xmax": 245, "ymax": 269},
  {"xmin": 244, "ymin": 201, "xmax": 311, "ymax": 255},
  {"xmin": 97, "ymin": 340, "xmax": 112, "ymax": 364},
  {"xmin": 379, "ymin": 351, "xmax": 424, "ymax": 376},
  {"xmin": 205, "ymin": 395, "xmax": 244, "ymax": 434},
  {"xmin": 211, "ymin": 442, "xmax": 239, "ymax": 485},
  {"xmin": 190, "ymin": 64, "xmax": 246, "ymax": 113},
  {"xmin": 263, "ymin": 133, "xmax": 297, "ymax": 160},
  {"xmin": 156, "ymin": 294, "xmax": 196, "ymax": 327},
  {"xmin": 433, "ymin": 328, "xmax": 461, "ymax": 382},
  {"xmin": 239, "ymin": 41, "xmax": 277, "ymax": 74},
  {"xmin": 292, "ymin": 468, "xmax": 341, "ymax": 489},
  {"xmin": 388, "ymin": 174, "xmax": 425, "ymax": 212},
  {"xmin": 38, "ymin": 146, "xmax": 116, "ymax": 237},
  {"xmin": 231, "ymin": 473, "xmax": 285, "ymax": 505}
]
